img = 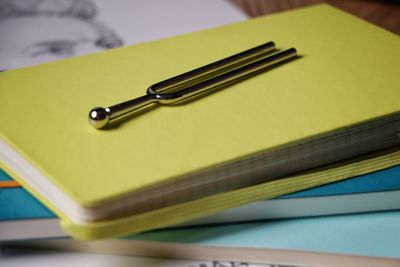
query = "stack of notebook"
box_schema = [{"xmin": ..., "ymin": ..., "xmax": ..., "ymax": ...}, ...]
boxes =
[
  {"xmin": 2, "ymin": 165, "xmax": 400, "ymax": 241},
  {"xmin": 1, "ymin": 4, "xmax": 399, "ymax": 250}
]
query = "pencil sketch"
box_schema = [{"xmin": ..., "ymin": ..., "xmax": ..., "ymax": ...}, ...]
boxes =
[
  {"xmin": 188, "ymin": 261, "xmax": 297, "ymax": 267},
  {"xmin": 0, "ymin": 0, "xmax": 123, "ymax": 70}
]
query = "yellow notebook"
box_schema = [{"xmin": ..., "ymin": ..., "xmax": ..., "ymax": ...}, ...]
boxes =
[{"xmin": 1, "ymin": 4, "xmax": 400, "ymax": 239}]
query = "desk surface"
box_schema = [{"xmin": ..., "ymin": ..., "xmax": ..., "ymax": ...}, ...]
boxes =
[{"xmin": 231, "ymin": 0, "xmax": 400, "ymax": 35}]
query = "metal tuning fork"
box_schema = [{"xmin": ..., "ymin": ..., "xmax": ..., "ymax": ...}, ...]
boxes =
[{"xmin": 89, "ymin": 41, "xmax": 297, "ymax": 129}]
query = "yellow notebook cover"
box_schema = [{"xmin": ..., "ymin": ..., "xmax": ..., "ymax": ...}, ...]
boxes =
[{"xmin": 1, "ymin": 4, "xmax": 400, "ymax": 239}]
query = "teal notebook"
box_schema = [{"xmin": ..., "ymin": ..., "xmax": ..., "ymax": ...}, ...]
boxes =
[{"xmin": 131, "ymin": 210, "xmax": 400, "ymax": 259}]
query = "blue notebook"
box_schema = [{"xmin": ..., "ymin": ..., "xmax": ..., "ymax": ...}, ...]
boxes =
[{"xmin": 0, "ymin": 169, "xmax": 53, "ymax": 220}]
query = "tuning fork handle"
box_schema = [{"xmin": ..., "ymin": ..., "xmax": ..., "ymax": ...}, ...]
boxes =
[{"xmin": 89, "ymin": 94, "xmax": 156, "ymax": 129}]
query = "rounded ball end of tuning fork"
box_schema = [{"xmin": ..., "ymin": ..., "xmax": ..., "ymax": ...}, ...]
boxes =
[{"xmin": 89, "ymin": 107, "xmax": 110, "ymax": 129}]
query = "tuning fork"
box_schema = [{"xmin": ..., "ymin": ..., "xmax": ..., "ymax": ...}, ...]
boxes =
[{"xmin": 89, "ymin": 41, "xmax": 297, "ymax": 129}]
